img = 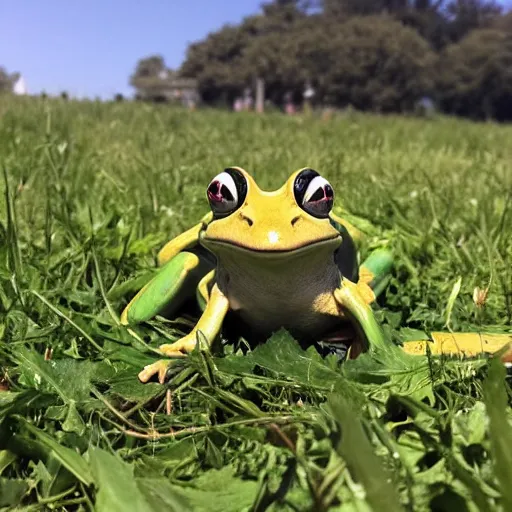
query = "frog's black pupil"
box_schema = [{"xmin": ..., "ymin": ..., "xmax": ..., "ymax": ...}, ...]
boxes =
[
  {"xmin": 309, "ymin": 188, "xmax": 325, "ymax": 202},
  {"xmin": 221, "ymin": 185, "xmax": 234, "ymax": 201}
]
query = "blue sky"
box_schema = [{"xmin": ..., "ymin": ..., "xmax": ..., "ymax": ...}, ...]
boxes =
[{"xmin": 1, "ymin": 0, "xmax": 511, "ymax": 99}]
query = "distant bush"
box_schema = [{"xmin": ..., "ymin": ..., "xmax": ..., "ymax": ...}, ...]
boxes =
[
  {"xmin": 436, "ymin": 29, "xmax": 512, "ymax": 121},
  {"xmin": 129, "ymin": 0, "xmax": 512, "ymax": 119},
  {"xmin": 309, "ymin": 16, "xmax": 436, "ymax": 112}
]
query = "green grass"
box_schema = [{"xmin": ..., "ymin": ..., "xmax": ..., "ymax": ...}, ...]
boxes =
[{"xmin": 0, "ymin": 96, "xmax": 511, "ymax": 511}]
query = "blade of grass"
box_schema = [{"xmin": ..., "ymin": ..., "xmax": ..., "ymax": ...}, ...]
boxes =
[
  {"xmin": 483, "ymin": 358, "xmax": 512, "ymax": 510},
  {"xmin": 31, "ymin": 290, "xmax": 103, "ymax": 352}
]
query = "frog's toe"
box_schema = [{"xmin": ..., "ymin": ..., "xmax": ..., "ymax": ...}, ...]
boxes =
[
  {"xmin": 138, "ymin": 360, "xmax": 172, "ymax": 384},
  {"xmin": 158, "ymin": 336, "xmax": 199, "ymax": 356}
]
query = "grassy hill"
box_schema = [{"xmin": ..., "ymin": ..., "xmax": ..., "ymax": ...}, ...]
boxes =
[{"xmin": 0, "ymin": 97, "xmax": 511, "ymax": 511}]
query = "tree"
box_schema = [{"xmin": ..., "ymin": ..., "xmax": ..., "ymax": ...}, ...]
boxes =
[
  {"xmin": 445, "ymin": 0, "xmax": 502, "ymax": 41},
  {"xmin": 181, "ymin": 4, "xmax": 307, "ymax": 105},
  {"xmin": 163, "ymin": 0, "xmax": 512, "ymax": 119},
  {"xmin": 131, "ymin": 55, "xmax": 198, "ymax": 102},
  {"xmin": 321, "ymin": 0, "xmax": 502, "ymax": 48},
  {"xmin": 0, "ymin": 67, "xmax": 20, "ymax": 93},
  {"xmin": 398, "ymin": 2, "xmax": 452, "ymax": 50},
  {"xmin": 181, "ymin": 25, "xmax": 251, "ymax": 105},
  {"xmin": 130, "ymin": 55, "xmax": 168, "ymax": 100},
  {"xmin": 322, "ymin": 0, "xmax": 408, "ymax": 17},
  {"xmin": 493, "ymin": 9, "xmax": 512, "ymax": 32},
  {"xmin": 301, "ymin": 15, "xmax": 435, "ymax": 111},
  {"xmin": 436, "ymin": 28, "xmax": 512, "ymax": 120}
]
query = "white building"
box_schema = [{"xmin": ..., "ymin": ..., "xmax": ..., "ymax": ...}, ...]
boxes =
[{"xmin": 13, "ymin": 75, "xmax": 27, "ymax": 95}]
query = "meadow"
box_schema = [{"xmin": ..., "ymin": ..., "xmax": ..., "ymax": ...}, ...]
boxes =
[{"xmin": 0, "ymin": 96, "xmax": 511, "ymax": 511}]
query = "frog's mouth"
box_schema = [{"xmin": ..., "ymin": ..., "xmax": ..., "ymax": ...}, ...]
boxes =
[{"xmin": 201, "ymin": 234, "xmax": 342, "ymax": 256}]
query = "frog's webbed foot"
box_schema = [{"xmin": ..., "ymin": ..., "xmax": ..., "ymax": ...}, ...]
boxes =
[
  {"xmin": 156, "ymin": 284, "xmax": 229, "ymax": 357},
  {"xmin": 158, "ymin": 334, "xmax": 201, "ymax": 356},
  {"xmin": 139, "ymin": 284, "xmax": 230, "ymax": 384},
  {"xmin": 138, "ymin": 348, "xmax": 190, "ymax": 383},
  {"xmin": 139, "ymin": 359, "xmax": 175, "ymax": 384}
]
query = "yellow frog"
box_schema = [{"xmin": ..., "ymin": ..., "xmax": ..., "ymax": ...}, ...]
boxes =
[{"xmin": 121, "ymin": 167, "xmax": 394, "ymax": 383}]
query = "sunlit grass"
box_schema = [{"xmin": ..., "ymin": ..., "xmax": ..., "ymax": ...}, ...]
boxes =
[{"xmin": 0, "ymin": 96, "xmax": 511, "ymax": 510}]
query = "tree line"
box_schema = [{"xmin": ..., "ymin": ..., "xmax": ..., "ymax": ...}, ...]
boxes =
[
  {"xmin": 3, "ymin": 1, "xmax": 511, "ymax": 120},
  {"xmin": 134, "ymin": 0, "xmax": 512, "ymax": 121}
]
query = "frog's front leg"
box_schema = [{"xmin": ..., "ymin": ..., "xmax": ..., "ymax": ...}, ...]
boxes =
[
  {"xmin": 139, "ymin": 284, "xmax": 230, "ymax": 383},
  {"xmin": 333, "ymin": 277, "xmax": 391, "ymax": 355},
  {"xmin": 159, "ymin": 284, "xmax": 229, "ymax": 355}
]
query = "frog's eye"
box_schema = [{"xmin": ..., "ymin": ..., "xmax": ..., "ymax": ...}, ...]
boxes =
[
  {"xmin": 207, "ymin": 168, "xmax": 247, "ymax": 216},
  {"xmin": 294, "ymin": 169, "xmax": 334, "ymax": 218}
]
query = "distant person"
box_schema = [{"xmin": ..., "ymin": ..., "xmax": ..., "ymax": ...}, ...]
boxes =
[
  {"xmin": 183, "ymin": 90, "xmax": 196, "ymax": 110},
  {"xmin": 285, "ymin": 102, "xmax": 295, "ymax": 115},
  {"xmin": 233, "ymin": 97, "xmax": 243, "ymax": 112},
  {"xmin": 243, "ymin": 88, "xmax": 253, "ymax": 111},
  {"xmin": 284, "ymin": 92, "xmax": 295, "ymax": 115}
]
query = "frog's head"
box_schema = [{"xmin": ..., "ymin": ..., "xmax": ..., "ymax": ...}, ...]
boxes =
[{"xmin": 200, "ymin": 167, "xmax": 342, "ymax": 259}]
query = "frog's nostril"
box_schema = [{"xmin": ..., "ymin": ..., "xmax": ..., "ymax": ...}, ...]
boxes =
[
  {"xmin": 241, "ymin": 214, "xmax": 253, "ymax": 226},
  {"xmin": 291, "ymin": 216, "xmax": 300, "ymax": 227}
]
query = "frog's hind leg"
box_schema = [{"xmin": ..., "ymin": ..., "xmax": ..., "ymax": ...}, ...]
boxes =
[
  {"xmin": 333, "ymin": 277, "xmax": 391, "ymax": 356},
  {"xmin": 121, "ymin": 250, "xmax": 214, "ymax": 326},
  {"xmin": 335, "ymin": 249, "xmax": 394, "ymax": 358},
  {"xmin": 359, "ymin": 247, "xmax": 394, "ymax": 299},
  {"xmin": 326, "ymin": 248, "xmax": 394, "ymax": 359}
]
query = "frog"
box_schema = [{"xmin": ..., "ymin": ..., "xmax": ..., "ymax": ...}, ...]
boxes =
[{"xmin": 121, "ymin": 167, "xmax": 395, "ymax": 383}]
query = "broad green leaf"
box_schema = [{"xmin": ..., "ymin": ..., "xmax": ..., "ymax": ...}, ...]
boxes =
[
  {"xmin": 107, "ymin": 370, "xmax": 164, "ymax": 401},
  {"xmin": 395, "ymin": 430, "xmax": 427, "ymax": 470},
  {"xmin": 327, "ymin": 394, "xmax": 404, "ymax": 512},
  {"xmin": 452, "ymin": 401, "xmax": 487, "ymax": 446},
  {"xmin": 0, "ymin": 450, "xmax": 16, "ymax": 476},
  {"xmin": 136, "ymin": 478, "xmax": 192, "ymax": 511},
  {"xmin": 88, "ymin": 447, "xmax": 153, "ymax": 512},
  {"xmin": 0, "ymin": 477, "xmax": 29, "ymax": 507},
  {"xmin": 0, "ymin": 389, "xmax": 52, "ymax": 420},
  {"xmin": 17, "ymin": 419, "xmax": 93, "ymax": 486},
  {"xmin": 342, "ymin": 343, "xmax": 435, "ymax": 404},
  {"xmin": 0, "ymin": 391, "xmax": 22, "ymax": 409},
  {"xmin": 12, "ymin": 348, "xmax": 99, "ymax": 405},
  {"xmin": 62, "ymin": 401, "xmax": 86, "ymax": 435},
  {"xmin": 205, "ymin": 436, "xmax": 224, "ymax": 469},
  {"xmin": 398, "ymin": 327, "xmax": 431, "ymax": 342},
  {"xmin": 245, "ymin": 330, "xmax": 341, "ymax": 389},
  {"xmin": 229, "ymin": 330, "xmax": 366, "ymax": 405},
  {"xmin": 171, "ymin": 466, "xmax": 259, "ymax": 512}
]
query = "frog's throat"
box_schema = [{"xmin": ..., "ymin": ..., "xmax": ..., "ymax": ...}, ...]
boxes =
[{"xmin": 200, "ymin": 234, "xmax": 342, "ymax": 257}]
